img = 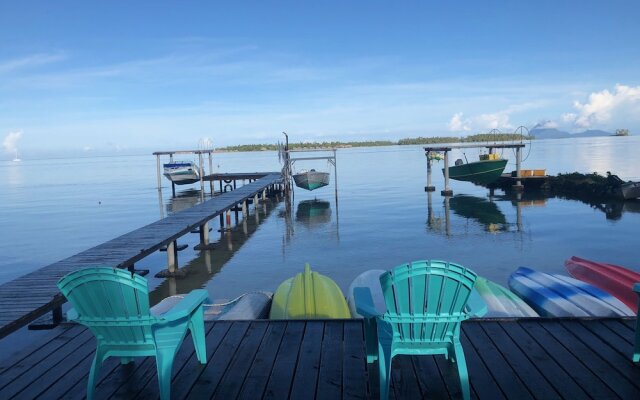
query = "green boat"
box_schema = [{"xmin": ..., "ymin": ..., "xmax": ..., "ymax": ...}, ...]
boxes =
[
  {"xmin": 270, "ymin": 264, "xmax": 351, "ymax": 319},
  {"xmin": 443, "ymin": 155, "xmax": 508, "ymax": 185}
]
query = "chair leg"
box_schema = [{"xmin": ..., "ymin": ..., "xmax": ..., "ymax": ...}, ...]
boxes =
[
  {"xmin": 189, "ymin": 308, "xmax": 207, "ymax": 364},
  {"xmin": 363, "ymin": 318, "xmax": 378, "ymax": 363},
  {"xmin": 156, "ymin": 349, "xmax": 176, "ymax": 400},
  {"xmin": 378, "ymin": 342, "xmax": 393, "ymax": 400},
  {"xmin": 87, "ymin": 347, "xmax": 107, "ymax": 400},
  {"xmin": 453, "ymin": 341, "xmax": 471, "ymax": 400}
]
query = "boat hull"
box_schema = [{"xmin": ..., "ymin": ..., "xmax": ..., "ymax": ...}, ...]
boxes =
[
  {"xmin": 508, "ymin": 266, "xmax": 633, "ymax": 317},
  {"xmin": 443, "ymin": 159, "xmax": 508, "ymax": 185},
  {"xmin": 270, "ymin": 264, "xmax": 351, "ymax": 319},
  {"xmin": 474, "ymin": 277, "xmax": 538, "ymax": 317},
  {"xmin": 293, "ymin": 171, "xmax": 330, "ymax": 191},
  {"xmin": 565, "ymin": 256, "xmax": 640, "ymax": 312},
  {"xmin": 163, "ymin": 162, "xmax": 200, "ymax": 185},
  {"xmin": 620, "ymin": 181, "xmax": 640, "ymax": 199}
]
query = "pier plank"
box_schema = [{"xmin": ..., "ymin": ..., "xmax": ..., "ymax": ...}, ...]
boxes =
[
  {"xmin": 500, "ymin": 320, "xmax": 588, "ymax": 399},
  {"xmin": 479, "ymin": 321, "xmax": 560, "ymax": 400},
  {"xmin": 520, "ymin": 320, "xmax": 618, "ymax": 399},
  {"xmin": 0, "ymin": 173, "xmax": 282, "ymax": 339},
  {"xmin": 0, "ymin": 318, "xmax": 638, "ymax": 399}
]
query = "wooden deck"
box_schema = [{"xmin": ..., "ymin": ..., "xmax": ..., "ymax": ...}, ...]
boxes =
[
  {"xmin": 0, "ymin": 173, "xmax": 282, "ymax": 339},
  {"xmin": 0, "ymin": 318, "xmax": 638, "ymax": 399}
]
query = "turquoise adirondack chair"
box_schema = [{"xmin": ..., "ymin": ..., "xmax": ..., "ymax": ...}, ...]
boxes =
[
  {"xmin": 634, "ymin": 283, "xmax": 640, "ymax": 363},
  {"xmin": 354, "ymin": 260, "xmax": 486, "ymax": 400},
  {"xmin": 57, "ymin": 267, "xmax": 208, "ymax": 400}
]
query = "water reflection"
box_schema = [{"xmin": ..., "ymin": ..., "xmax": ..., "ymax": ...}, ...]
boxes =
[
  {"xmin": 166, "ymin": 189, "xmax": 202, "ymax": 214},
  {"xmin": 449, "ymin": 194, "xmax": 508, "ymax": 232},
  {"xmin": 148, "ymin": 195, "xmax": 281, "ymax": 305},
  {"xmin": 296, "ymin": 199, "xmax": 332, "ymax": 227},
  {"xmin": 427, "ymin": 192, "xmax": 544, "ymax": 235}
]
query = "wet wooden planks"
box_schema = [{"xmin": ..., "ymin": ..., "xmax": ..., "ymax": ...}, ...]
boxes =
[
  {"xmin": 0, "ymin": 173, "xmax": 282, "ymax": 339},
  {"xmin": 0, "ymin": 318, "xmax": 638, "ymax": 399}
]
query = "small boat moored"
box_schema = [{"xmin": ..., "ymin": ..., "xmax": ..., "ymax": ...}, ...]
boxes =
[
  {"xmin": 163, "ymin": 161, "xmax": 200, "ymax": 185},
  {"xmin": 270, "ymin": 264, "xmax": 351, "ymax": 319},
  {"xmin": 292, "ymin": 169, "xmax": 330, "ymax": 191},
  {"xmin": 443, "ymin": 153, "xmax": 508, "ymax": 185}
]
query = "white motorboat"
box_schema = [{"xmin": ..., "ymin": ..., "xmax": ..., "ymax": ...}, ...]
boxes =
[{"xmin": 163, "ymin": 161, "xmax": 200, "ymax": 185}]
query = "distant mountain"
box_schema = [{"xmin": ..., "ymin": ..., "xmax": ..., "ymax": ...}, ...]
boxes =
[{"xmin": 530, "ymin": 126, "xmax": 613, "ymax": 139}]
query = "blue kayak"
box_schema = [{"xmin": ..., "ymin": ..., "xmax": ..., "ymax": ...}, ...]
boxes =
[{"xmin": 508, "ymin": 266, "xmax": 634, "ymax": 317}]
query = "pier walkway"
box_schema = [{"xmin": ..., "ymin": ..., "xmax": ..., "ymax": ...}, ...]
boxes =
[
  {"xmin": 0, "ymin": 173, "xmax": 282, "ymax": 339},
  {"xmin": 0, "ymin": 318, "xmax": 638, "ymax": 399}
]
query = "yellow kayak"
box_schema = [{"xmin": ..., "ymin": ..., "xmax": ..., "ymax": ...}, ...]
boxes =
[{"xmin": 270, "ymin": 264, "xmax": 351, "ymax": 319}]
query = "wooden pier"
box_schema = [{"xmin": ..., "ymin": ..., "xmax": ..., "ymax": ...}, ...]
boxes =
[
  {"xmin": 0, "ymin": 318, "xmax": 638, "ymax": 399},
  {"xmin": 0, "ymin": 173, "xmax": 283, "ymax": 339}
]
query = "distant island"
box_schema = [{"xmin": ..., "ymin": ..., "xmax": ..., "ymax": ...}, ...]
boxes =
[
  {"xmin": 216, "ymin": 127, "xmax": 630, "ymax": 152},
  {"xmin": 217, "ymin": 133, "xmax": 531, "ymax": 152}
]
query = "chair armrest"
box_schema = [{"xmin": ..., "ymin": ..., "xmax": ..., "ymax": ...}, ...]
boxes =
[
  {"xmin": 354, "ymin": 287, "xmax": 382, "ymax": 318},
  {"xmin": 465, "ymin": 288, "xmax": 487, "ymax": 317},
  {"xmin": 161, "ymin": 289, "xmax": 209, "ymax": 321}
]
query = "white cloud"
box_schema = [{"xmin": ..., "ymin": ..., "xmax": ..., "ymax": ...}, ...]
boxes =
[
  {"xmin": 2, "ymin": 131, "xmax": 22, "ymax": 154},
  {"xmin": 564, "ymin": 84, "xmax": 640, "ymax": 128},
  {"xmin": 447, "ymin": 110, "xmax": 514, "ymax": 133},
  {"xmin": 447, "ymin": 112, "xmax": 471, "ymax": 132}
]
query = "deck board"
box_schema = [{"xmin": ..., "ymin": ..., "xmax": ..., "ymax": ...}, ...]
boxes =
[
  {"xmin": 0, "ymin": 173, "xmax": 282, "ymax": 339},
  {"xmin": 0, "ymin": 318, "xmax": 638, "ymax": 399}
]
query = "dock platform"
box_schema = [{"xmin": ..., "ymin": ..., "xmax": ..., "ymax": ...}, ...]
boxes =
[
  {"xmin": 1, "ymin": 318, "xmax": 638, "ymax": 399},
  {"xmin": 0, "ymin": 173, "xmax": 283, "ymax": 339}
]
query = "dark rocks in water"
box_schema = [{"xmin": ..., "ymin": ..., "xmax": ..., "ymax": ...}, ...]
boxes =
[{"xmin": 546, "ymin": 172, "xmax": 613, "ymax": 199}]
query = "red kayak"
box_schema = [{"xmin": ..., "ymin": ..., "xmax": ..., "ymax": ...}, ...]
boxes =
[{"xmin": 565, "ymin": 256, "xmax": 640, "ymax": 312}]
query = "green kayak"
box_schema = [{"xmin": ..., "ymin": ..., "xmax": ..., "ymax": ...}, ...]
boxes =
[{"xmin": 270, "ymin": 264, "xmax": 351, "ymax": 319}]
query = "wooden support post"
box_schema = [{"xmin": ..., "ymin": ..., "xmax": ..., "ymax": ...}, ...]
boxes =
[
  {"xmin": 513, "ymin": 147, "xmax": 524, "ymax": 191},
  {"xmin": 262, "ymin": 189, "xmax": 266, "ymax": 201},
  {"xmin": 171, "ymin": 182, "xmax": 176, "ymax": 198},
  {"xmin": 242, "ymin": 200, "xmax": 248, "ymax": 217},
  {"xmin": 441, "ymin": 150, "xmax": 453, "ymax": 196},
  {"xmin": 194, "ymin": 221, "xmax": 215, "ymax": 250},
  {"xmin": 156, "ymin": 155, "xmax": 162, "ymax": 190},
  {"xmin": 208, "ymin": 152, "xmax": 214, "ymax": 195},
  {"xmin": 219, "ymin": 213, "xmax": 225, "ymax": 231},
  {"xmin": 198, "ymin": 152, "xmax": 204, "ymax": 194},
  {"xmin": 254, "ymin": 194, "xmax": 259, "ymax": 209},
  {"xmin": 167, "ymin": 241, "xmax": 177, "ymax": 273},
  {"xmin": 425, "ymin": 152, "xmax": 435, "ymax": 192}
]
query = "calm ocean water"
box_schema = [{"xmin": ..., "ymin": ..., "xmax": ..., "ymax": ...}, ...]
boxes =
[{"xmin": 1, "ymin": 136, "xmax": 639, "ymax": 306}]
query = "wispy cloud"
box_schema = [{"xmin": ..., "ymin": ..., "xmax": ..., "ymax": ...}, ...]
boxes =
[{"xmin": 0, "ymin": 53, "xmax": 66, "ymax": 74}]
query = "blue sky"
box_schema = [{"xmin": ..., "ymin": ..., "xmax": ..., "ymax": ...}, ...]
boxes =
[{"xmin": 1, "ymin": 1, "xmax": 639, "ymax": 157}]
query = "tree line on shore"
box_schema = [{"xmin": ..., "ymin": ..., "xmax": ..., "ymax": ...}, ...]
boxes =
[{"xmin": 217, "ymin": 133, "xmax": 531, "ymax": 152}]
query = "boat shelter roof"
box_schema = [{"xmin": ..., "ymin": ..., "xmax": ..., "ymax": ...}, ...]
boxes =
[{"xmin": 424, "ymin": 142, "xmax": 525, "ymax": 152}]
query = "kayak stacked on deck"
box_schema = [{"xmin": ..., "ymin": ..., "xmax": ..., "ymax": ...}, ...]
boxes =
[
  {"xmin": 474, "ymin": 277, "xmax": 538, "ymax": 317},
  {"xmin": 565, "ymin": 256, "xmax": 640, "ymax": 313},
  {"xmin": 270, "ymin": 264, "xmax": 351, "ymax": 319},
  {"xmin": 509, "ymin": 266, "xmax": 634, "ymax": 317}
]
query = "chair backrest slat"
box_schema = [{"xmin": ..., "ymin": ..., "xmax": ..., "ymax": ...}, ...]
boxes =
[
  {"xmin": 380, "ymin": 260, "xmax": 477, "ymax": 343},
  {"xmin": 57, "ymin": 267, "xmax": 155, "ymax": 343}
]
